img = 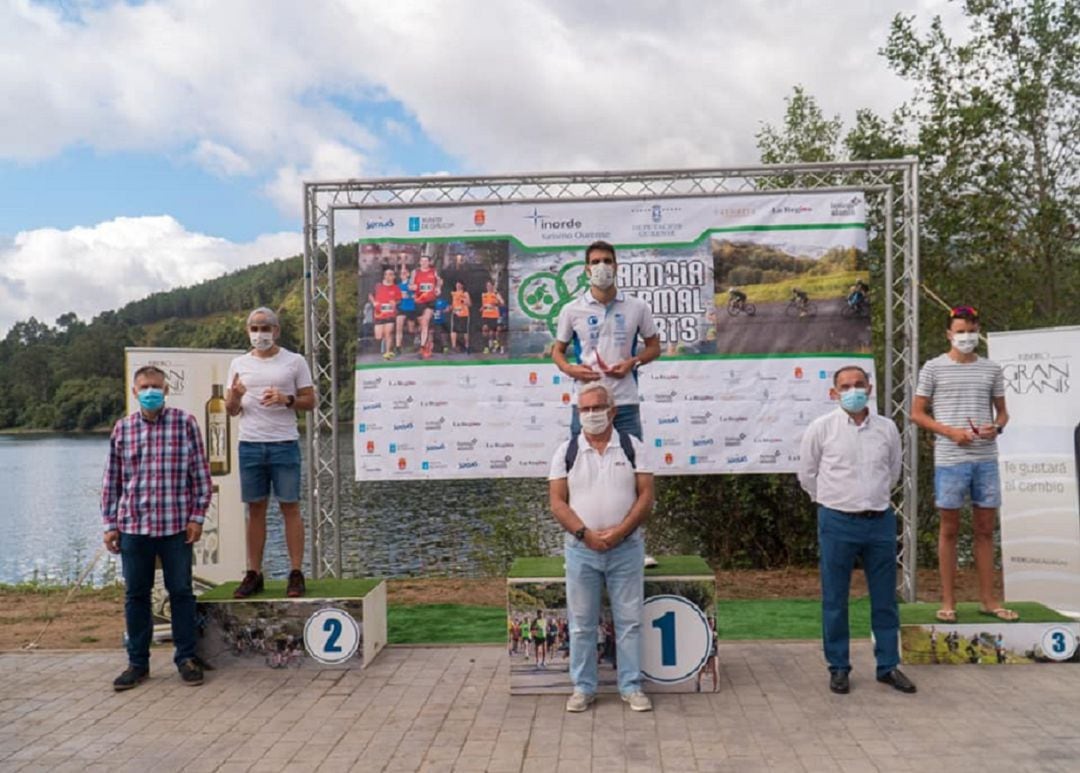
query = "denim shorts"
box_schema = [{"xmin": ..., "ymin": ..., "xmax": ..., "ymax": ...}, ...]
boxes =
[
  {"xmin": 934, "ymin": 461, "xmax": 1001, "ymax": 509},
  {"xmin": 238, "ymin": 441, "xmax": 301, "ymax": 503}
]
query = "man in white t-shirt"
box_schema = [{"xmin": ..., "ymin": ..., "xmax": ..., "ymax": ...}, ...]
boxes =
[
  {"xmin": 225, "ymin": 307, "xmax": 315, "ymax": 598},
  {"xmin": 549, "ymin": 382, "xmax": 655, "ymax": 713},
  {"xmin": 552, "ymin": 241, "xmax": 660, "ymax": 441}
]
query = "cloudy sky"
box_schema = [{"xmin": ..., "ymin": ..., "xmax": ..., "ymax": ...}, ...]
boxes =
[{"xmin": 0, "ymin": 0, "xmax": 966, "ymax": 334}]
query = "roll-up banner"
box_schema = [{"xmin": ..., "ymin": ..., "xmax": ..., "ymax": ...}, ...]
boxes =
[
  {"xmin": 126, "ymin": 348, "xmax": 246, "ymax": 584},
  {"xmin": 988, "ymin": 327, "xmax": 1080, "ymax": 616},
  {"xmin": 355, "ymin": 192, "xmax": 873, "ymax": 480}
]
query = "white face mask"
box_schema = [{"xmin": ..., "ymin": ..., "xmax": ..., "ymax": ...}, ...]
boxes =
[
  {"xmin": 580, "ymin": 409, "xmax": 612, "ymax": 435},
  {"xmin": 588, "ymin": 263, "xmax": 615, "ymax": 289},
  {"xmin": 951, "ymin": 332, "xmax": 979, "ymax": 354},
  {"xmin": 250, "ymin": 331, "xmax": 275, "ymax": 351}
]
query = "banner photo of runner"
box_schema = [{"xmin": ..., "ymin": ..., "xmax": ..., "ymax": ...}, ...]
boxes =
[{"xmin": 355, "ymin": 192, "xmax": 872, "ymax": 480}]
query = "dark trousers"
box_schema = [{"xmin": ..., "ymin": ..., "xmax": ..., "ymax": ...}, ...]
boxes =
[
  {"xmin": 818, "ymin": 506, "xmax": 900, "ymax": 677},
  {"xmin": 120, "ymin": 531, "xmax": 196, "ymax": 670}
]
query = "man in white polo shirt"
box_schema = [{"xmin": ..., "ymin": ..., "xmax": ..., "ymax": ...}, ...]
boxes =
[
  {"xmin": 549, "ymin": 383, "xmax": 655, "ymax": 713},
  {"xmin": 552, "ymin": 241, "xmax": 660, "ymax": 440}
]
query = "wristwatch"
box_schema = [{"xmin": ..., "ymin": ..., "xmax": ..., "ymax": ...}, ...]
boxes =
[
  {"xmin": 573, "ymin": 526, "xmax": 587, "ymax": 541},
  {"xmin": 286, "ymin": 394, "xmax": 296, "ymax": 408},
  {"xmin": 994, "ymin": 423, "xmax": 1004, "ymax": 435}
]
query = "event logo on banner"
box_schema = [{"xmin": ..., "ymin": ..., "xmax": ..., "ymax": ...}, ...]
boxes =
[
  {"xmin": 355, "ymin": 193, "xmax": 873, "ymax": 480},
  {"xmin": 988, "ymin": 326, "xmax": 1080, "ymax": 616}
]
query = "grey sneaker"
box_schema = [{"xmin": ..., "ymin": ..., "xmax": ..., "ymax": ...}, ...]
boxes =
[
  {"xmin": 621, "ymin": 690, "xmax": 653, "ymax": 712},
  {"xmin": 565, "ymin": 691, "xmax": 595, "ymax": 712}
]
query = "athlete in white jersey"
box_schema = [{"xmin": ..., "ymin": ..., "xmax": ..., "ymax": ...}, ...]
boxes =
[{"xmin": 912, "ymin": 305, "xmax": 1015, "ymax": 623}]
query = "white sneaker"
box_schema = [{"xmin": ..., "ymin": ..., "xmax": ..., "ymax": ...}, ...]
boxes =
[
  {"xmin": 565, "ymin": 691, "xmax": 595, "ymax": 712},
  {"xmin": 621, "ymin": 691, "xmax": 653, "ymax": 712},
  {"xmin": 644, "ymin": 555, "xmax": 658, "ymax": 568}
]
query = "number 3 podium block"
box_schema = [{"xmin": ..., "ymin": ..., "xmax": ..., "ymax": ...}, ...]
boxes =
[
  {"xmin": 196, "ymin": 578, "xmax": 387, "ymax": 670},
  {"xmin": 899, "ymin": 602, "xmax": 1080, "ymax": 665},
  {"xmin": 507, "ymin": 555, "xmax": 717, "ymax": 695}
]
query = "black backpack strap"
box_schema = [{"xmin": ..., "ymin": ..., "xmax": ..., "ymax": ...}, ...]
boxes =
[
  {"xmin": 618, "ymin": 431, "xmax": 636, "ymax": 469},
  {"xmin": 565, "ymin": 434, "xmax": 579, "ymax": 472}
]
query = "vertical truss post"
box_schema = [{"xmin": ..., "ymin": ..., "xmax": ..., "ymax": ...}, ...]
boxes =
[{"xmin": 303, "ymin": 184, "xmax": 341, "ymax": 578}]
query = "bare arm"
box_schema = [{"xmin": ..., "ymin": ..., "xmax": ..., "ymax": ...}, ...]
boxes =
[
  {"xmin": 551, "ymin": 339, "xmax": 601, "ymax": 382},
  {"xmin": 912, "ymin": 394, "xmax": 974, "ymax": 445},
  {"xmin": 608, "ymin": 472, "xmax": 654, "ymax": 542}
]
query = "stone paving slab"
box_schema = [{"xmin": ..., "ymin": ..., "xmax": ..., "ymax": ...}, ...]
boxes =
[{"xmin": 1, "ymin": 642, "xmax": 1078, "ymax": 772}]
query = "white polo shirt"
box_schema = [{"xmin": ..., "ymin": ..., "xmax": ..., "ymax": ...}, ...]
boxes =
[
  {"xmin": 554, "ymin": 290, "xmax": 658, "ymax": 406},
  {"xmin": 548, "ymin": 431, "xmax": 652, "ymax": 531}
]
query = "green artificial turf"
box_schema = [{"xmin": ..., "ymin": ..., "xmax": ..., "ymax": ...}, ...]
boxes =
[
  {"xmin": 388, "ymin": 604, "xmax": 507, "ymax": 644},
  {"xmin": 716, "ymin": 598, "xmax": 865, "ymax": 641},
  {"xmin": 508, "ymin": 555, "xmax": 712, "ymax": 579},
  {"xmin": 200, "ymin": 578, "xmax": 381, "ymax": 602},
  {"xmin": 898, "ymin": 601, "xmax": 1071, "ymax": 625}
]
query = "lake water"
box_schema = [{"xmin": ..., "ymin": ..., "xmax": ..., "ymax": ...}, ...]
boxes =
[{"xmin": 0, "ymin": 433, "xmax": 558, "ymax": 585}]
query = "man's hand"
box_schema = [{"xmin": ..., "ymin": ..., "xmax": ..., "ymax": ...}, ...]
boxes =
[
  {"xmin": 230, "ymin": 373, "xmax": 246, "ymax": 398},
  {"xmin": 947, "ymin": 426, "xmax": 977, "ymax": 445},
  {"xmin": 583, "ymin": 530, "xmax": 611, "ymax": 552},
  {"xmin": 606, "ymin": 358, "xmax": 637, "ymax": 379},
  {"xmin": 976, "ymin": 423, "xmax": 999, "ymax": 437},
  {"xmin": 185, "ymin": 521, "xmax": 203, "ymax": 545},
  {"xmin": 592, "ymin": 527, "xmax": 623, "ymax": 549},
  {"xmin": 104, "ymin": 530, "xmax": 121, "ymax": 554},
  {"xmin": 260, "ymin": 386, "xmax": 288, "ymax": 407},
  {"xmin": 565, "ymin": 364, "xmax": 602, "ymax": 382}
]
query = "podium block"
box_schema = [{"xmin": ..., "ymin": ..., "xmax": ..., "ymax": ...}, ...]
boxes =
[
  {"xmin": 899, "ymin": 602, "xmax": 1080, "ymax": 665},
  {"xmin": 196, "ymin": 578, "xmax": 387, "ymax": 670},
  {"xmin": 507, "ymin": 555, "xmax": 717, "ymax": 694}
]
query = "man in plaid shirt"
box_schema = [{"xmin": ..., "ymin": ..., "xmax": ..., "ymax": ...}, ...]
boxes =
[{"xmin": 102, "ymin": 365, "xmax": 212, "ymax": 691}]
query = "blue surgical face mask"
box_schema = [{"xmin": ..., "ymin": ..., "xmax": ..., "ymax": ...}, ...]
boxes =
[
  {"xmin": 839, "ymin": 387, "xmax": 869, "ymax": 413},
  {"xmin": 137, "ymin": 387, "xmax": 165, "ymax": 411}
]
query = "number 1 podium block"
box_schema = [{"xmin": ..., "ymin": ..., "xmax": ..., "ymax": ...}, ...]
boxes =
[
  {"xmin": 195, "ymin": 578, "xmax": 387, "ymax": 670},
  {"xmin": 507, "ymin": 555, "xmax": 717, "ymax": 695},
  {"xmin": 899, "ymin": 602, "xmax": 1080, "ymax": 665}
]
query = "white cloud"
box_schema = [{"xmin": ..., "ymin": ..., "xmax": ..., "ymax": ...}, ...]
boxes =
[
  {"xmin": 0, "ymin": 216, "xmax": 301, "ymax": 332},
  {"xmin": 1, "ymin": 0, "xmax": 972, "ymax": 214}
]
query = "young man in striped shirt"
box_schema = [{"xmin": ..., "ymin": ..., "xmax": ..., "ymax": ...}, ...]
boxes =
[
  {"xmin": 102, "ymin": 365, "xmax": 213, "ymax": 690},
  {"xmin": 912, "ymin": 305, "xmax": 1015, "ymax": 623}
]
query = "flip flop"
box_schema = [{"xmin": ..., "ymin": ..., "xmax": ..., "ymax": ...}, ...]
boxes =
[
  {"xmin": 978, "ymin": 607, "xmax": 1020, "ymax": 622},
  {"xmin": 935, "ymin": 609, "xmax": 957, "ymax": 623}
]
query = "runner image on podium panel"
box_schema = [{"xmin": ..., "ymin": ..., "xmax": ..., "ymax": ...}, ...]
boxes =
[
  {"xmin": 225, "ymin": 307, "xmax": 315, "ymax": 600},
  {"xmin": 369, "ymin": 267, "xmax": 402, "ymax": 360},
  {"xmin": 395, "ymin": 263, "xmax": 419, "ymax": 354},
  {"xmin": 480, "ymin": 279, "xmax": 504, "ymax": 354},
  {"xmin": 551, "ymin": 241, "xmax": 660, "ymax": 441},
  {"xmin": 911, "ymin": 305, "xmax": 1015, "ymax": 625},
  {"xmin": 450, "ymin": 280, "xmax": 472, "ymax": 353},
  {"xmin": 409, "ymin": 254, "xmax": 442, "ymax": 360}
]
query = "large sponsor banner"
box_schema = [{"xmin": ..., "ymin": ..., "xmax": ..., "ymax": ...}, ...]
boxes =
[
  {"xmin": 355, "ymin": 193, "xmax": 872, "ymax": 480},
  {"xmin": 126, "ymin": 348, "xmax": 245, "ymax": 584},
  {"xmin": 988, "ymin": 327, "xmax": 1080, "ymax": 615}
]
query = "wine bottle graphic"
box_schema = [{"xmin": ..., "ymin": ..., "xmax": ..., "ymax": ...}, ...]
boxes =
[{"xmin": 206, "ymin": 383, "xmax": 230, "ymax": 476}]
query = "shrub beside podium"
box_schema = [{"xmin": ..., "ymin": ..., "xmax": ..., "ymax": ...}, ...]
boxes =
[
  {"xmin": 196, "ymin": 578, "xmax": 387, "ymax": 670},
  {"xmin": 507, "ymin": 555, "xmax": 717, "ymax": 694}
]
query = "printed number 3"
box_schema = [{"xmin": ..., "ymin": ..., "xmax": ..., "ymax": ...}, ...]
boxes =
[
  {"xmin": 652, "ymin": 610, "xmax": 676, "ymax": 666},
  {"xmin": 1051, "ymin": 631, "xmax": 1066, "ymax": 654},
  {"xmin": 323, "ymin": 618, "xmax": 343, "ymax": 653}
]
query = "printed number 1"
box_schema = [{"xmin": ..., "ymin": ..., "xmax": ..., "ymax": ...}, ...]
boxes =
[
  {"xmin": 1051, "ymin": 631, "xmax": 1066, "ymax": 654},
  {"xmin": 652, "ymin": 610, "xmax": 676, "ymax": 666},
  {"xmin": 323, "ymin": 618, "xmax": 343, "ymax": 653}
]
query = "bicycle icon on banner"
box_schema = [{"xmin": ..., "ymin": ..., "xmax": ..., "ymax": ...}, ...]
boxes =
[{"xmin": 517, "ymin": 261, "xmax": 590, "ymax": 338}]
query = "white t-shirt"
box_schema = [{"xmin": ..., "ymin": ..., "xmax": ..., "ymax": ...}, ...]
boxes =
[
  {"xmin": 226, "ymin": 348, "xmax": 314, "ymax": 442},
  {"xmin": 554, "ymin": 290, "xmax": 658, "ymax": 406},
  {"xmin": 548, "ymin": 431, "xmax": 652, "ymax": 531}
]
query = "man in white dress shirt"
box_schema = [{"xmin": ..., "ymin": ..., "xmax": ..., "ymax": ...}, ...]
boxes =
[{"xmin": 798, "ymin": 365, "xmax": 916, "ymax": 695}]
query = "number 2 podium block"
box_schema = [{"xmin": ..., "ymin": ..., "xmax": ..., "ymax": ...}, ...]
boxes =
[
  {"xmin": 507, "ymin": 555, "xmax": 717, "ymax": 695},
  {"xmin": 195, "ymin": 578, "xmax": 387, "ymax": 670},
  {"xmin": 899, "ymin": 602, "xmax": 1080, "ymax": 665}
]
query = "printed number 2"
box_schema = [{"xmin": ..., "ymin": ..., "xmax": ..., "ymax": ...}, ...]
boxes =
[
  {"xmin": 1051, "ymin": 632, "xmax": 1066, "ymax": 654},
  {"xmin": 323, "ymin": 618, "xmax": 343, "ymax": 653},
  {"xmin": 652, "ymin": 610, "xmax": 676, "ymax": 666}
]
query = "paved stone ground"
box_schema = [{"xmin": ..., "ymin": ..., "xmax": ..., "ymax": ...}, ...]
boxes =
[{"xmin": 2, "ymin": 641, "xmax": 1078, "ymax": 772}]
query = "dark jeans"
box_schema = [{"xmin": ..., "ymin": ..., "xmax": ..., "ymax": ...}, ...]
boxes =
[
  {"xmin": 818, "ymin": 506, "xmax": 900, "ymax": 677},
  {"xmin": 570, "ymin": 404, "xmax": 643, "ymax": 441},
  {"xmin": 120, "ymin": 531, "xmax": 196, "ymax": 670}
]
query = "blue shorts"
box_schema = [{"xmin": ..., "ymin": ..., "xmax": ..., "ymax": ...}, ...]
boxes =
[
  {"xmin": 934, "ymin": 461, "xmax": 1001, "ymax": 509},
  {"xmin": 238, "ymin": 441, "xmax": 301, "ymax": 504}
]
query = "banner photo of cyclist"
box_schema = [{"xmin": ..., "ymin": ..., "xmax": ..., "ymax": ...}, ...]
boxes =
[{"xmin": 354, "ymin": 192, "xmax": 873, "ymax": 481}]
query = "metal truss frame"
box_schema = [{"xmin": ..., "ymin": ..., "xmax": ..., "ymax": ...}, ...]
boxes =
[{"xmin": 302, "ymin": 159, "xmax": 922, "ymax": 600}]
